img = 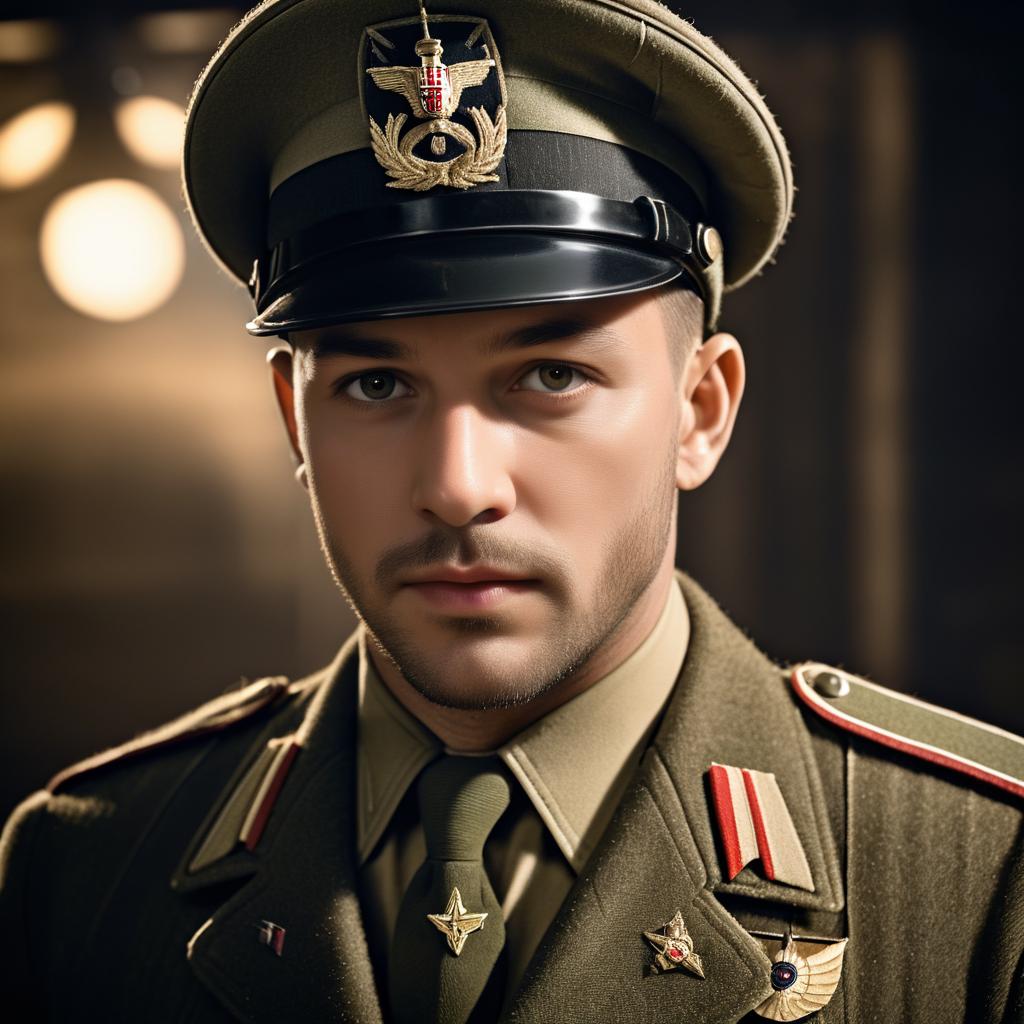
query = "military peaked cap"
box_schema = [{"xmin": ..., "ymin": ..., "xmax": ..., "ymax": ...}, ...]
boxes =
[{"xmin": 183, "ymin": 0, "xmax": 793, "ymax": 334}]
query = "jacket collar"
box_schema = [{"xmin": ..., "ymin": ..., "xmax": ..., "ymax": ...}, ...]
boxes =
[{"xmin": 175, "ymin": 572, "xmax": 843, "ymax": 1023}]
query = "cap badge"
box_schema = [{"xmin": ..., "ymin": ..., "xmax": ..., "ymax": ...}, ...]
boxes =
[
  {"xmin": 643, "ymin": 910, "xmax": 706, "ymax": 979},
  {"xmin": 753, "ymin": 933, "xmax": 848, "ymax": 1021},
  {"xmin": 362, "ymin": 5, "xmax": 507, "ymax": 192}
]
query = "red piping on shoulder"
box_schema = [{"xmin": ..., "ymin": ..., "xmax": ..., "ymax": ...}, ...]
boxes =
[{"xmin": 790, "ymin": 668, "xmax": 1024, "ymax": 800}]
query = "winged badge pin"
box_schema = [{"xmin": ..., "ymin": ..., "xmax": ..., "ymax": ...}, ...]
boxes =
[{"xmin": 754, "ymin": 935, "xmax": 848, "ymax": 1021}]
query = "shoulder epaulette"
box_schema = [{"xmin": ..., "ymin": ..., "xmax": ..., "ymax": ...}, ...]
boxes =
[
  {"xmin": 47, "ymin": 676, "xmax": 292, "ymax": 794},
  {"xmin": 791, "ymin": 662, "xmax": 1024, "ymax": 800}
]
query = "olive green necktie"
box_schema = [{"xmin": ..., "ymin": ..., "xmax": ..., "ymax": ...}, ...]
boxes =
[{"xmin": 388, "ymin": 756, "xmax": 511, "ymax": 1024}]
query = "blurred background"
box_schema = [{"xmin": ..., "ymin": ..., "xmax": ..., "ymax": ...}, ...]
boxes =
[{"xmin": 2, "ymin": 0, "xmax": 1022, "ymax": 823}]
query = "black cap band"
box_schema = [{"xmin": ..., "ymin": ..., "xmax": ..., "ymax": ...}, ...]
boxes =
[
  {"xmin": 251, "ymin": 188, "xmax": 708, "ymax": 313},
  {"xmin": 266, "ymin": 132, "xmax": 708, "ymax": 248}
]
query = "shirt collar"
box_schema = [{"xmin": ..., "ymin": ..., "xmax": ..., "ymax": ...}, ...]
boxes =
[
  {"xmin": 356, "ymin": 629, "xmax": 441, "ymax": 864},
  {"xmin": 356, "ymin": 575, "xmax": 690, "ymax": 871}
]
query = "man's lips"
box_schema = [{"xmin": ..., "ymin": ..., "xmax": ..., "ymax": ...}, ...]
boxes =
[
  {"xmin": 402, "ymin": 565, "xmax": 534, "ymax": 585},
  {"xmin": 402, "ymin": 578, "xmax": 540, "ymax": 611}
]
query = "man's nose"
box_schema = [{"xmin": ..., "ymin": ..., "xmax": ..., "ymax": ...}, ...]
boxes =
[{"xmin": 411, "ymin": 403, "xmax": 516, "ymax": 528}]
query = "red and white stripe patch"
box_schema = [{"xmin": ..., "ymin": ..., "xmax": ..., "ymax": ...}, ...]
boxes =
[
  {"xmin": 257, "ymin": 919, "xmax": 286, "ymax": 956},
  {"xmin": 708, "ymin": 763, "xmax": 814, "ymax": 891},
  {"xmin": 239, "ymin": 736, "xmax": 301, "ymax": 851}
]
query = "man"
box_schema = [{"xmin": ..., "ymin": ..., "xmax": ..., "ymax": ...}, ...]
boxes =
[{"xmin": 1, "ymin": 1, "xmax": 1021, "ymax": 1021}]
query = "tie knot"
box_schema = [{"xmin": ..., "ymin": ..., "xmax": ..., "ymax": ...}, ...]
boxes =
[{"xmin": 417, "ymin": 756, "xmax": 511, "ymax": 861}]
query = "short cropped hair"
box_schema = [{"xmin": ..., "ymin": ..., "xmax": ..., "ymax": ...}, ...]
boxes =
[{"xmin": 658, "ymin": 282, "xmax": 704, "ymax": 380}]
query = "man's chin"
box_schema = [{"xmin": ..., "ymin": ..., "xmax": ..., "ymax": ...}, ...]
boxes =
[
  {"xmin": 404, "ymin": 672, "xmax": 553, "ymax": 712},
  {"xmin": 366, "ymin": 618, "xmax": 581, "ymax": 710}
]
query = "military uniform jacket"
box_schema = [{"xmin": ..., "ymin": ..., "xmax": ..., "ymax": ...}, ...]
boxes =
[{"xmin": 2, "ymin": 574, "xmax": 1022, "ymax": 1023}]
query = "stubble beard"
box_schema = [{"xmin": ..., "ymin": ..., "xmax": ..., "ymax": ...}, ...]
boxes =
[{"xmin": 311, "ymin": 437, "xmax": 679, "ymax": 711}]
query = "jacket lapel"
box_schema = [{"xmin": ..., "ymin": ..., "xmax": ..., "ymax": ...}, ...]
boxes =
[
  {"xmin": 181, "ymin": 633, "xmax": 384, "ymax": 1024},
  {"xmin": 507, "ymin": 573, "xmax": 845, "ymax": 1023},
  {"xmin": 659, "ymin": 574, "xmax": 844, "ymax": 915},
  {"xmin": 506, "ymin": 745, "xmax": 774, "ymax": 1024}
]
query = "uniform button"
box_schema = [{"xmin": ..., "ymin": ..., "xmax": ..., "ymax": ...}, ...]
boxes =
[{"xmin": 813, "ymin": 671, "xmax": 849, "ymax": 698}]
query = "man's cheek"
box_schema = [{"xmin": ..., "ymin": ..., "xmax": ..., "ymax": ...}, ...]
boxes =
[
  {"xmin": 539, "ymin": 440, "xmax": 645, "ymax": 523},
  {"xmin": 316, "ymin": 473, "xmax": 400, "ymax": 555}
]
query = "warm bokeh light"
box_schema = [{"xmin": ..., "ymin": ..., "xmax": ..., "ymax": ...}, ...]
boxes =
[
  {"xmin": 114, "ymin": 96, "xmax": 186, "ymax": 170},
  {"xmin": 0, "ymin": 20, "xmax": 61, "ymax": 63},
  {"xmin": 0, "ymin": 102, "xmax": 75, "ymax": 189},
  {"xmin": 137, "ymin": 11, "xmax": 238, "ymax": 54},
  {"xmin": 39, "ymin": 179, "xmax": 185, "ymax": 322}
]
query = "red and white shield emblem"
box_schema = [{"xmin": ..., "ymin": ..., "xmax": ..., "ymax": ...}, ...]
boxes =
[{"xmin": 419, "ymin": 64, "xmax": 452, "ymax": 116}]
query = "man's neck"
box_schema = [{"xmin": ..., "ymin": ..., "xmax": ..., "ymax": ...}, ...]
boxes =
[{"xmin": 369, "ymin": 561, "xmax": 677, "ymax": 752}]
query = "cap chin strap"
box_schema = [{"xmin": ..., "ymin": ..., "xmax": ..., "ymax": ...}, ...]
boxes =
[{"xmin": 249, "ymin": 189, "xmax": 717, "ymax": 314}]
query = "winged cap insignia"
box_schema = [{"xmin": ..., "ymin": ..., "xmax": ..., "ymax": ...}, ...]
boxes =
[
  {"xmin": 362, "ymin": 5, "xmax": 507, "ymax": 192},
  {"xmin": 365, "ymin": 5, "xmax": 495, "ymax": 120}
]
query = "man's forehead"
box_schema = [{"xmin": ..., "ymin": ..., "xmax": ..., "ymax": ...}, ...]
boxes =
[{"xmin": 293, "ymin": 296, "xmax": 660, "ymax": 361}]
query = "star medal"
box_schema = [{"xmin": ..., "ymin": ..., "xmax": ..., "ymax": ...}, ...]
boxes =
[
  {"xmin": 644, "ymin": 910, "xmax": 706, "ymax": 979},
  {"xmin": 426, "ymin": 886, "xmax": 487, "ymax": 956}
]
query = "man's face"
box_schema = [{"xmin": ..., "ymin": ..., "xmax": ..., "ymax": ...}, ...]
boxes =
[{"xmin": 286, "ymin": 290, "xmax": 684, "ymax": 710}]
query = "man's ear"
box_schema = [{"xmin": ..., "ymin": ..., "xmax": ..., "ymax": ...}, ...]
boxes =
[
  {"xmin": 268, "ymin": 344, "xmax": 307, "ymax": 487},
  {"xmin": 675, "ymin": 332, "xmax": 746, "ymax": 491}
]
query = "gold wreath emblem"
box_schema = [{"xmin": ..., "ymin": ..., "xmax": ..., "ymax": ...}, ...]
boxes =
[{"xmin": 368, "ymin": 105, "xmax": 506, "ymax": 192}]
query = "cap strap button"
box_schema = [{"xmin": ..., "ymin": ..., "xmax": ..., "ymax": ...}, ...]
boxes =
[{"xmin": 696, "ymin": 224, "xmax": 723, "ymax": 266}]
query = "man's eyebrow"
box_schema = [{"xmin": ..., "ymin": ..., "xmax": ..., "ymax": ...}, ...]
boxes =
[
  {"xmin": 310, "ymin": 319, "xmax": 623, "ymax": 360},
  {"xmin": 485, "ymin": 319, "xmax": 623, "ymax": 354},
  {"xmin": 311, "ymin": 334, "xmax": 408, "ymax": 360}
]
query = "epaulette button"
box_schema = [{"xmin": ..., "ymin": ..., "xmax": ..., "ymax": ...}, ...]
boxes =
[{"xmin": 813, "ymin": 671, "xmax": 850, "ymax": 698}]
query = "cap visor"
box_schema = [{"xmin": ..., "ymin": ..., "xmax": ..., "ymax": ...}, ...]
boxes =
[{"xmin": 247, "ymin": 233, "xmax": 683, "ymax": 336}]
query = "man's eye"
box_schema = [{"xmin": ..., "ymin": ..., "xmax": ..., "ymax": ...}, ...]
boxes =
[
  {"xmin": 342, "ymin": 370, "xmax": 413, "ymax": 402},
  {"xmin": 516, "ymin": 364, "xmax": 589, "ymax": 394}
]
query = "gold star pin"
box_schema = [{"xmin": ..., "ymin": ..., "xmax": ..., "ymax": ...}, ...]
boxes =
[
  {"xmin": 644, "ymin": 911, "xmax": 706, "ymax": 979},
  {"xmin": 427, "ymin": 886, "xmax": 487, "ymax": 956}
]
